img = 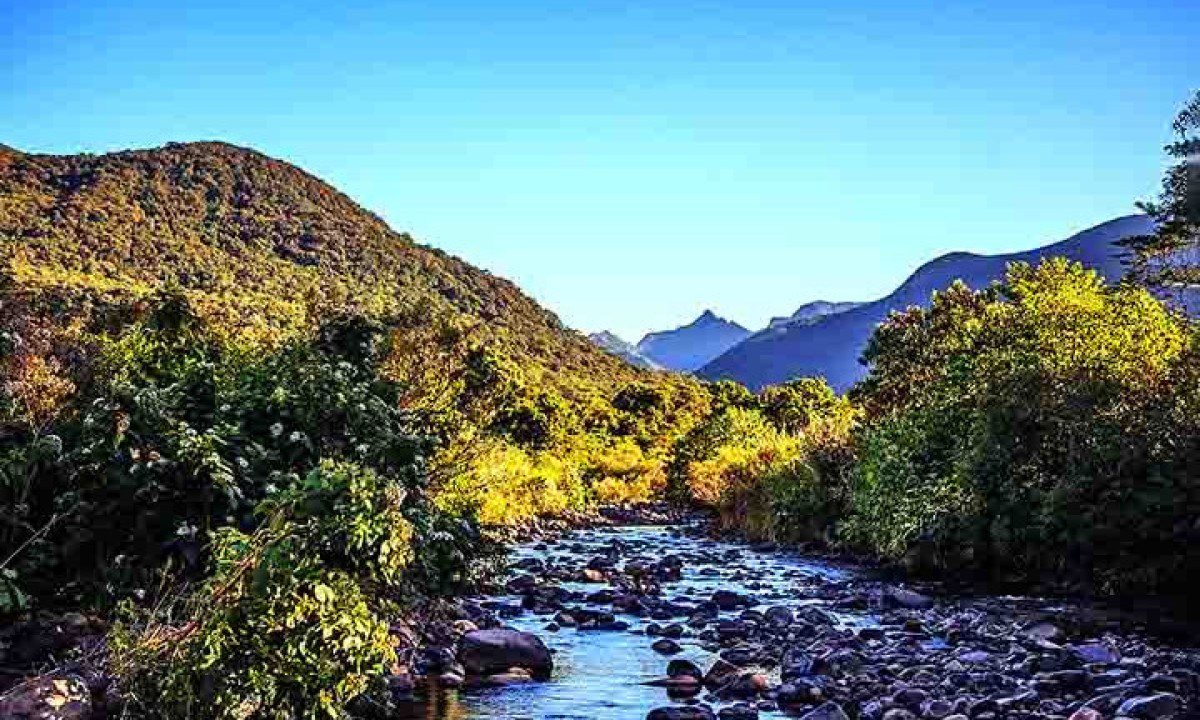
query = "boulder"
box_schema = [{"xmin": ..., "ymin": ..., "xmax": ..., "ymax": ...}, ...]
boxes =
[
  {"xmin": 1117, "ymin": 694, "xmax": 1182, "ymax": 719},
  {"xmin": 882, "ymin": 588, "xmax": 934, "ymax": 610},
  {"xmin": 458, "ymin": 629, "xmax": 553, "ymax": 680}
]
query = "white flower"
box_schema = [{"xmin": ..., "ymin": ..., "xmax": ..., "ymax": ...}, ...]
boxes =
[
  {"xmin": 176, "ymin": 522, "xmax": 198, "ymax": 539},
  {"xmin": 236, "ymin": 457, "xmax": 249, "ymax": 469},
  {"xmin": 134, "ymin": 588, "xmax": 146, "ymax": 600},
  {"xmin": 356, "ymin": 444, "xmax": 371, "ymax": 456},
  {"xmin": 269, "ymin": 423, "xmax": 284, "ymax": 438},
  {"xmin": 288, "ymin": 431, "xmax": 303, "ymax": 443},
  {"xmin": 265, "ymin": 484, "xmax": 278, "ymax": 494}
]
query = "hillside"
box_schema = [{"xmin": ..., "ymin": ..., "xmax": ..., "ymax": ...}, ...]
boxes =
[
  {"xmin": 0, "ymin": 141, "xmax": 654, "ymax": 397},
  {"xmin": 699, "ymin": 215, "xmax": 1154, "ymax": 391},
  {"xmin": 636, "ymin": 310, "xmax": 751, "ymax": 372}
]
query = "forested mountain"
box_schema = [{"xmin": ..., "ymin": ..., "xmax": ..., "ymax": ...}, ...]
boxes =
[
  {"xmin": 0, "ymin": 141, "xmax": 658, "ymax": 397},
  {"xmin": 636, "ymin": 310, "xmax": 751, "ymax": 371},
  {"xmin": 699, "ymin": 214, "xmax": 1154, "ymax": 391}
]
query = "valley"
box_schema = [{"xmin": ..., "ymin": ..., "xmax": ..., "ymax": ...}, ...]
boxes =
[{"xmin": 1, "ymin": 89, "xmax": 1198, "ymax": 720}]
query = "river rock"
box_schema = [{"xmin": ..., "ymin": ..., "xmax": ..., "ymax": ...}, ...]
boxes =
[
  {"xmin": 719, "ymin": 703, "xmax": 760, "ymax": 720},
  {"xmin": 1117, "ymin": 693, "xmax": 1182, "ymax": 719},
  {"xmin": 776, "ymin": 678, "xmax": 825, "ymax": 707},
  {"xmin": 647, "ymin": 705, "xmax": 717, "ymax": 720},
  {"xmin": 1070, "ymin": 643, "xmax": 1120, "ymax": 666},
  {"xmin": 883, "ymin": 588, "xmax": 934, "ymax": 610},
  {"xmin": 458, "ymin": 629, "xmax": 553, "ymax": 679},
  {"xmin": 0, "ymin": 675, "xmax": 91, "ymax": 720},
  {"xmin": 654, "ymin": 639, "xmax": 683, "ymax": 655},
  {"xmin": 668, "ymin": 659, "xmax": 704, "ymax": 681},
  {"xmin": 799, "ymin": 701, "xmax": 850, "ymax": 720},
  {"xmin": 713, "ymin": 590, "xmax": 743, "ymax": 611}
]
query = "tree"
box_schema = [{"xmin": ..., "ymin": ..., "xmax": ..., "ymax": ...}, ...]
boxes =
[{"xmin": 1121, "ymin": 90, "xmax": 1200, "ymax": 304}]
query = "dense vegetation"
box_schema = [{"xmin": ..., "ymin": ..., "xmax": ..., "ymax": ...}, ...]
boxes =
[
  {"xmin": 1, "ymin": 91, "xmax": 1197, "ymax": 717},
  {"xmin": 674, "ymin": 91, "xmax": 1200, "ymax": 598},
  {"xmin": 0, "ymin": 142, "xmax": 707, "ymax": 715}
]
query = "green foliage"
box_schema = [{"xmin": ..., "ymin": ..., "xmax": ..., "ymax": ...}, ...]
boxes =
[
  {"xmin": 669, "ymin": 377, "xmax": 858, "ymax": 543},
  {"xmin": 849, "ymin": 259, "xmax": 1198, "ymax": 591},
  {"xmin": 759, "ymin": 377, "xmax": 845, "ymax": 434},
  {"xmin": 0, "ymin": 290, "xmax": 485, "ymax": 609},
  {"xmin": 1121, "ymin": 90, "xmax": 1200, "ymax": 291},
  {"xmin": 114, "ymin": 461, "xmax": 410, "ymax": 720}
]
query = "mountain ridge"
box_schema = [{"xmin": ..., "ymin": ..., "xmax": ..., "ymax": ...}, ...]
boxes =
[
  {"xmin": 699, "ymin": 214, "xmax": 1153, "ymax": 391},
  {"xmin": 635, "ymin": 310, "xmax": 751, "ymax": 372},
  {"xmin": 588, "ymin": 331, "xmax": 661, "ymax": 370},
  {"xmin": 0, "ymin": 140, "xmax": 664, "ymax": 398}
]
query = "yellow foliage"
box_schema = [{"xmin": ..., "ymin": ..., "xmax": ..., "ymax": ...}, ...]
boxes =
[{"xmin": 434, "ymin": 440, "xmax": 588, "ymax": 526}]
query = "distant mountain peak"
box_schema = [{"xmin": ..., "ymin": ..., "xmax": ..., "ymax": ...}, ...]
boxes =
[
  {"xmin": 588, "ymin": 331, "xmax": 660, "ymax": 370},
  {"xmin": 768, "ymin": 300, "xmax": 864, "ymax": 329},
  {"xmin": 700, "ymin": 215, "xmax": 1154, "ymax": 391},
  {"xmin": 636, "ymin": 311, "xmax": 750, "ymax": 372}
]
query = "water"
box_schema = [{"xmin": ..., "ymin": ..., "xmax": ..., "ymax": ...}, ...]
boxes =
[{"xmin": 396, "ymin": 525, "xmax": 873, "ymax": 720}]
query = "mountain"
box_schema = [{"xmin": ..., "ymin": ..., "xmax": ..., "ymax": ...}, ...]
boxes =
[
  {"xmin": 767, "ymin": 300, "xmax": 864, "ymax": 329},
  {"xmin": 636, "ymin": 310, "xmax": 752, "ymax": 372},
  {"xmin": 588, "ymin": 331, "xmax": 660, "ymax": 370},
  {"xmin": 699, "ymin": 215, "xmax": 1155, "ymax": 392},
  {"xmin": 0, "ymin": 141, "xmax": 658, "ymax": 397}
]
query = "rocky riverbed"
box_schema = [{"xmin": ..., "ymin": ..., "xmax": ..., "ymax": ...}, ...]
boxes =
[
  {"xmin": 3, "ymin": 521, "xmax": 1198, "ymax": 720},
  {"xmin": 393, "ymin": 524, "xmax": 1200, "ymax": 720}
]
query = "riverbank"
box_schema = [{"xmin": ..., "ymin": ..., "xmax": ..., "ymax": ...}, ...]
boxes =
[
  {"xmin": 410, "ymin": 524, "xmax": 1198, "ymax": 720},
  {"xmin": 4, "ymin": 520, "xmax": 1198, "ymax": 720}
]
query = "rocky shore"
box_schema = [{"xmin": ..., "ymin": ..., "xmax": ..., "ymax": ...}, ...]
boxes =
[
  {"xmin": 449, "ymin": 525, "xmax": 1200, "ymax": 720},
  {"xmin": 3, "ymin": 520, "xmax": 1198, "ymax": 720}
]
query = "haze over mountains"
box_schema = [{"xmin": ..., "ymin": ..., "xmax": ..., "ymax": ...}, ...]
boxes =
[
  {"xmin": 766, "ymin": 301, "xmax": 864, "ymax": 329},
  {"xmin": 592, "ymin": 215, "xmax": 1154, "ymax": 391},
  {"xmin": 587, "ymin": 331, "xmax": 660, "ymax": 370}
]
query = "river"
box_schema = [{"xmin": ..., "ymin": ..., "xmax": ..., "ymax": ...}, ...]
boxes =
[{"xmin": 395, "ymin": 524, "xmax": 1198, "ymax": 720}]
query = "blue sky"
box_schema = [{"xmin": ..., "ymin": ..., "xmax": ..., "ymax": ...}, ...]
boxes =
[{"xmin": 3, "ymin": 1, "xmax": 1196, "ymax": 340}]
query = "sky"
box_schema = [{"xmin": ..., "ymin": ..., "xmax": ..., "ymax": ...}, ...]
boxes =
[{"xmin": 3, "ymin": 1, "xmax": 1197, "ymax": 341}]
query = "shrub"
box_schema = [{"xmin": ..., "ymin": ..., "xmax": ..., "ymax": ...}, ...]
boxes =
[
  {"xmin": 849, "ymin": 259, "xmax": 1198, "ymax": 591},
  {"xmin": 113, "ymin": 461, "xmax": 412, "ymax": 719},
  {"xmin": 435, "ymin": 440, "xmax": 588, "ymax": 526}
]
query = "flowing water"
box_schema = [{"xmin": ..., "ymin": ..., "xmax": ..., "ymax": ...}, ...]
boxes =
[
  {"xmin": 397, "ymin": 525, "xmax": 874, "ymax": 720},
  {"xmin": 395, "ymin": 525, "xmax": 1200, "ymax": 720}
]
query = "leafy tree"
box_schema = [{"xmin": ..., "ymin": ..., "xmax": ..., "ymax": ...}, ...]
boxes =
[
  {"xmin": 1121, "ymin": 90, "xmax": 1200, "ymax": 297},
  {"xmin": 849, "ymin": 259, "xmax": 1196, "ymax": 592}
]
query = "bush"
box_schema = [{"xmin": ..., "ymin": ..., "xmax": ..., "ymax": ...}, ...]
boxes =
[
  {"xmin": 848, "ymin": 260, "xmax": 1199, "ymax": 592},
  {"xmin": 435, "ymin": 440, "xmax": 588, "ymax": 525},
  {"xmin": 113, "ymin": 461, "xmax": 412, "ymax": 719},
  {"xmin": 586, "ymin": 440, "xmax": 666, "ymax": 505}
]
